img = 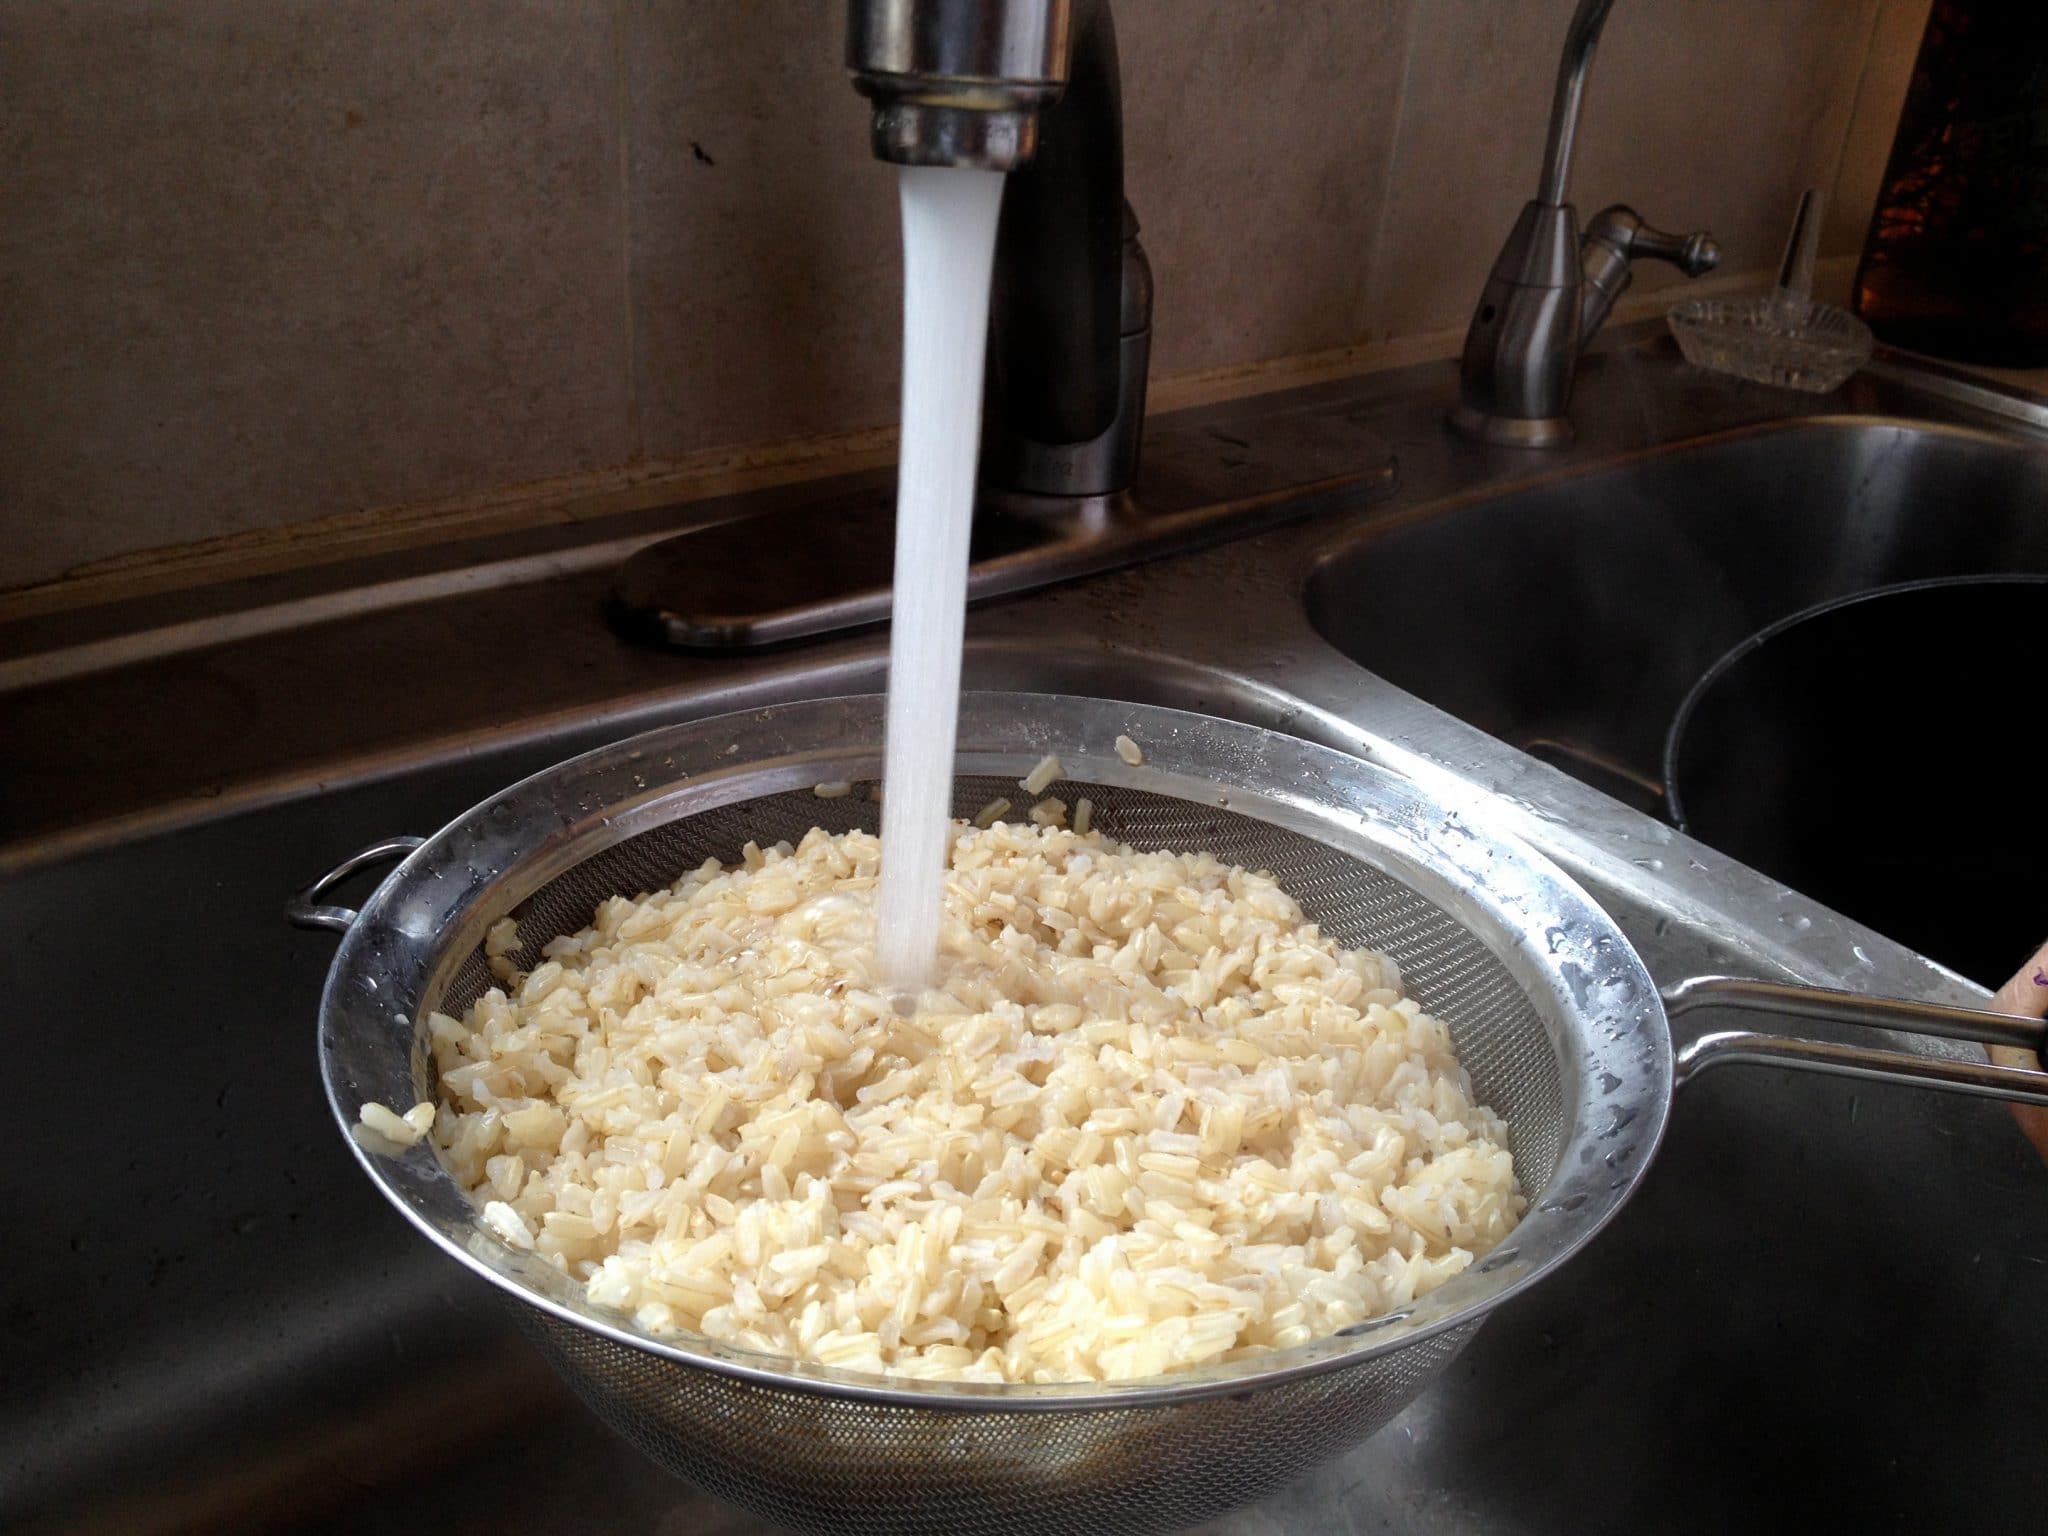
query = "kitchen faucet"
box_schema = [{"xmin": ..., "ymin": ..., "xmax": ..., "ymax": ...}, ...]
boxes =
[
  {"xmin": 1450, "ymin": 0, "xmax": 1721, "ymax": 447},
  {"xmin": 608, "ymin": 0, "xmax": 1397, "ymax": 649},
  {"xmin": 849, "ymin": 0, "xmax": 1150, "ymax": 498}
]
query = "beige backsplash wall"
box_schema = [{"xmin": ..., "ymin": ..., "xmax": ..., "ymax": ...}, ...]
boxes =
[{"xmin": 0, "ymin": 0, "xmax": 1930, "ymax": 595}]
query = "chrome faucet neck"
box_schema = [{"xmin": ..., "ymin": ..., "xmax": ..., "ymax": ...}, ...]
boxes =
[
  {"xmin": 981, "ymin": 0, "xmax": 1149, "ymax": 498},
  {"xmin": 1536, "ymin": 0, "xmax": 1616, "ymax": 208}
]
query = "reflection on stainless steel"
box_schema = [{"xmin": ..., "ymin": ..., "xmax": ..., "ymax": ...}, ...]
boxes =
[
  {"xmin": 7, "ymin": 330, "xmax": 2048, "ymax": 1532},
  {"xmin": 609, "ymin": 407, "xmax": 1395, "ymax": 648},
  {"xmin": 1865, "ymin": 346, "xmax": 2048, "ymax": 430},
  {"xmin": 1451, "ymin": 0, "xmax": 1719, "ymax": 446}
]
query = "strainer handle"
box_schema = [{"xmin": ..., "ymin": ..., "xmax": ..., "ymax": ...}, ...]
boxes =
[
  {"xmin": 1666, "ymin": 976, "xmax": 2048, "ymax": 1106},
  {"xmin": 285, "ymin": 836, "xmax": 425, "ymax": 935}
]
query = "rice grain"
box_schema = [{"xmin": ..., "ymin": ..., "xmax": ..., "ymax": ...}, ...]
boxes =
[{"xmin": 1019, "ymin": 754, "xmax": 1063, "ymax": 795}]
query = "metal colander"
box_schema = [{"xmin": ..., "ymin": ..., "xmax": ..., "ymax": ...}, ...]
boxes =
[{"xmin": 303, "ymin": 693, "xmax": 1673, "ymax": 1535}]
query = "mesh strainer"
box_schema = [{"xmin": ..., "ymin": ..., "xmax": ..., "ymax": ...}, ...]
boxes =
[{"xmin": 291, "ymin": 693, "xmax": 2048, "ymax": 1535}]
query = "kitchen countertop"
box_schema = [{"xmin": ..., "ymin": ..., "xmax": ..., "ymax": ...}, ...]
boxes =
[{"xmin": 4, "ymin": 326, "xmax": 2046, "ymax": 1534}]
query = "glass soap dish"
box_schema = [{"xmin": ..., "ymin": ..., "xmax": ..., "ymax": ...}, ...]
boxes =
[{"xmin": 1667, "ymin": 295, "xmax": 1875, "ymax": 393}]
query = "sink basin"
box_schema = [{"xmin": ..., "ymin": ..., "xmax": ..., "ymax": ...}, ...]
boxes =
[{"xmin": 1306, "ymin": 417, "xmax": 2048, "ymax": 814}]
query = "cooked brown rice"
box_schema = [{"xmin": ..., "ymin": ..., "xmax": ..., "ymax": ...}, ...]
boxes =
[{"xmin": 426, "ymin": 820, "xmax": 1521, "ymax": 1383}]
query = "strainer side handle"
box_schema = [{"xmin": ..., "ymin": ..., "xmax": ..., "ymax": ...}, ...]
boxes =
[
  {"xmin": 285, "ymin": 836, "xmax": 426, "ymax": 934},
  {"xmin": 1667, "ymin": 976, "xmax": 2048, "ymax": 1105}
]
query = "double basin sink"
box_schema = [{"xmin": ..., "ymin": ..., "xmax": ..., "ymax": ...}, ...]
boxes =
[
  {"xmin": 1309, "ymin": 415, "xmax": 2048, "ymax": 817},
  {"xmin": 5, "ymin": 337, "xmax": 2048, "ymax": 1534},
  {"xmin": 1307, "ymin": 412, "xmax": 2048, "ymax": 993}
]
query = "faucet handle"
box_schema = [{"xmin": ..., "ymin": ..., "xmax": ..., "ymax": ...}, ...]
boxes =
[
  {"xmin": 1584, "ymin": 205, "xmax": 1720, "ymax": 275},
  {"xmin": 1621, "ymin": 220, "xmax": 1720, "ymax": 278},
  {"xmin": 1579, "ymin": 205, "xmax": 1720, "ymax": 343}
]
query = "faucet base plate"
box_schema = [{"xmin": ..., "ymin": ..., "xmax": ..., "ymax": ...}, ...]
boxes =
[
  {"xmin": 609, "ymin": 406, "xmax": 1394, "ymax": 650},
  {"xmin": 1448, "ymin": 402, "xmax": 1576, "ymax": 449}
]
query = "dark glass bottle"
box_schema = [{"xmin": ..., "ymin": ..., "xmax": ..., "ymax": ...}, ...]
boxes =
[{"xmin": 1852, "ymin": 3, "xmax": 2048, "ymax": 366}]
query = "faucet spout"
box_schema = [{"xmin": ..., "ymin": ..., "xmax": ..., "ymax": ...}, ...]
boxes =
[
  {"xmin": 1537, "ymin": 0, "xmax": 1617, "ymax": 209},
  {"xmin": 846, "ymin": 0, "xmax": 1073, "ymax": 171}
]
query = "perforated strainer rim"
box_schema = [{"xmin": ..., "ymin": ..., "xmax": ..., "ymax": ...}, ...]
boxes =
[{"xmin": 315, "ymin": 692, "xmax": 1670, "ymax": 1410}]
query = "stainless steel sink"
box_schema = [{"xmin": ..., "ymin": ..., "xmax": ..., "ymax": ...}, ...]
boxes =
[
  {"xmin": 1306, "ymin": 416, "xmax": 2048, "ymax": 814},
  {"xmin": 9, "ymin": 337, "xmax": 2048, "ymax": 1535}
]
